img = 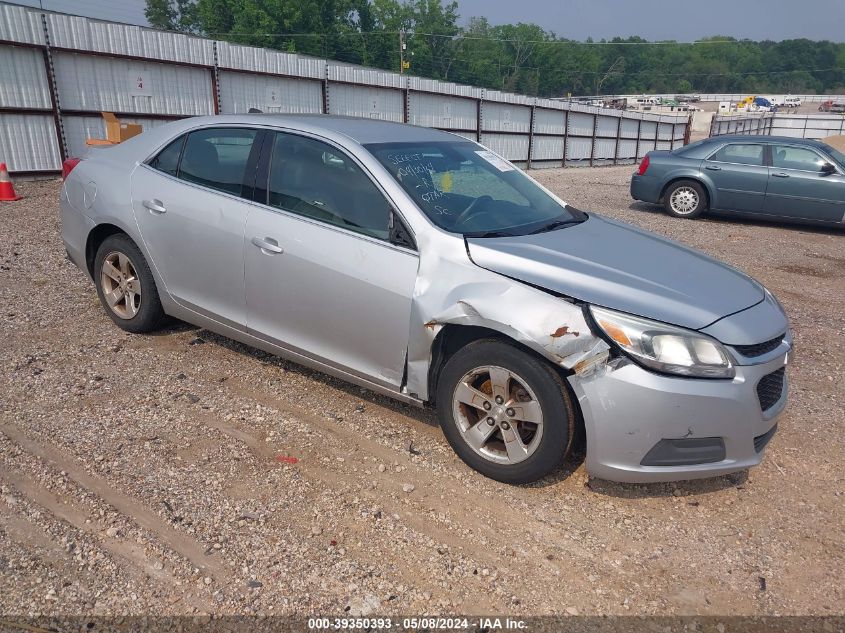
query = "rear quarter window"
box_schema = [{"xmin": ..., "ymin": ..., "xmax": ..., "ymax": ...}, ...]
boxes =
[{"xmin": 148, "ymin": 135, "xmax": 185, "ymax": 176}]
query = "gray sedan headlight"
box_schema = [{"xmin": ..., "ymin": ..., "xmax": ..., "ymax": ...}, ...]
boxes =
[{"xmin": 590, "ymin": 306, "xmax": 735, "ymax": 379}]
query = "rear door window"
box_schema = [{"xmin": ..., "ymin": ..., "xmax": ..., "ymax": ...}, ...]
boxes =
[
  {"xmin": 177, "ymin": 128, "xmax": 258, "ymax": 196},
  {"xmin": 708, "ymin": 143, "xmax": 764, "ymax": 166}
]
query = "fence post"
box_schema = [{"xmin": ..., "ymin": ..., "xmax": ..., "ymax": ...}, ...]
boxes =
[
  {"xmin": 589, "ymin": 112, "xmax": 597, "ymax": 167},
  {"xmin": 211, "ymin": 41, "xmax": 221, "ymax": 114},
  {"xmin": 39, "ymin": 13, "xmax": 67, "ymax": 162},
  {"xmin": 322, "ymin": 62, "xmax": 329, "ymax": 114},
  {"xmin": 613, "ymin": 115, "xmax": 621, "ymax": 164},
  {"xmin": 562, "ymin": 109, "xmax": 569, "ymax": 168},
  {"xmin": 476, "ymin": 90, "xmax": 483, "ymax": 143},
  {"xmin": 635, "ymin": 118, "xmax": 642, "ymax": 161},
  {"xmin": 526, "ymin": 102, "xmax": 535, "ymax": 170},
  {"xmin": 402, "ymin": 77, "xmax": 409, "ymax": 124},
  {"xmin": 709, "ymin": 113, "xmax": 716, "ymax": 138}
]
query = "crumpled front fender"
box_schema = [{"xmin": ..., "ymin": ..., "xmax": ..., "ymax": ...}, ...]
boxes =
[{"xmin": 405, "ymin": 279, "xmax": 610, "ymax": 401}]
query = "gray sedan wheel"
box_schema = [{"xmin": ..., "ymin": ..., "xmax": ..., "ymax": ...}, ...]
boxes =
[
  {"xmin": 436, "ymin": 339, "xmax": 575, "ymax": 484},
  {"xmin": 664, "ymin": 180, "xmax": 707, "ymax": 218},
  {"xmin": 94, "ymin": 234, "xmax": 166, "ymax": 333}
]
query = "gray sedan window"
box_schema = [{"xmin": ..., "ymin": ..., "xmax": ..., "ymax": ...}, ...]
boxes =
[
  {"xmin": 708, "ymin": 144, "xmax": 764, "ymax": 166},
  {"xmin": 177, "ymin": 128, "xmax": 257, "ymax": 197},
  {"xmin": 267, "ymin": 132, "xmax": 391, "ymax": 240}
]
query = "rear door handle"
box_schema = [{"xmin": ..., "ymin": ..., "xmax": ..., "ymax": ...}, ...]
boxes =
[
  {"xmin": 704, "ymin": 165, "xmax": 721, "ymax": 171},
  {"xmin": 772, "ymin": 172, "xmax": 790, "ymax": 178},
  {"xmin": 142, "ymin": 199, "xmax": 167, "ymax": 214},
  {"xmin": 251, "ymin": 236, "xmax": 284, "ymax": 254}
]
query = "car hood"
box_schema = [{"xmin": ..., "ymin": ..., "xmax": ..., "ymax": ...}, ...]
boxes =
[{"xmin": 465, "ymin": 214, "xmax": 765, "ymax": 331}]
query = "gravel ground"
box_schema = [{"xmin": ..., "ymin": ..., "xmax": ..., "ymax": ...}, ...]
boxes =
[{"xmin": 0, "ymin": 169, "xmax": 843, "ymax": 619}]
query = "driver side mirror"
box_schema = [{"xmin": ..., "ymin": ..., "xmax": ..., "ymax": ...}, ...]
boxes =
[{"xmin": 821, "ymin": 162, "xmax": 837, "ymax": 175}]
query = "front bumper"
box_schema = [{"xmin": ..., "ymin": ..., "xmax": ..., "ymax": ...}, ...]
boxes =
[
  {"xmin": 630, "ymin": 173, "xmax": 663, "ymax": 203},
  {"xmin": 568, "ymin": 351, "xmax": 788, "ymax": 483}
]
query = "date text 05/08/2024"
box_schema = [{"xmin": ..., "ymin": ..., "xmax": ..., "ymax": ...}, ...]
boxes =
[{"xmin": 307, "ymin": 616, "xmax": 528, "ymax": 630}]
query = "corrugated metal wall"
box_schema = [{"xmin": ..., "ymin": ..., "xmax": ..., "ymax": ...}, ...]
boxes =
[
  {"xmin": 711, "ymin": 113, "xmax": 845, "ymax": 140},
  {"xmin": 0, "ymin": 2, "xmax": 690, "ymax": 173},
  {"xmin": 218, "ymin": 71, "xmax": 323, "ymax": 114}
]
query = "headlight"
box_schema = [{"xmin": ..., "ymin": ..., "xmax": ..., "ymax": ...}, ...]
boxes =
[{"xmin": 589, "ymin": 306, "xmax": 735, "ymax": 379}]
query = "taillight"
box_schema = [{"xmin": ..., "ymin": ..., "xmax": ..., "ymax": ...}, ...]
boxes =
[
  {"xmin": 637, "ymin": 154, "xmax": 650, "ymax": 176},
  {"xmin": 62, "ymin": 157, "xmax": 81, "ymax": 181}
]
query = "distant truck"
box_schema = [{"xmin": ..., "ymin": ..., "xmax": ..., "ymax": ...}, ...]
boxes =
[
  {"xmin": 763, "ymin": 95, "xmax": 802, "ymax": 108},
  {"xmin": 819, "ymin": 100, "xmax": 845, "ymax": 113}
]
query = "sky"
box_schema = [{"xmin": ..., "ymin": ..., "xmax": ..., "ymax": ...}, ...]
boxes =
[{"xmin": 7, "ymin": 0, "xmax": 845, "ymax": 42}]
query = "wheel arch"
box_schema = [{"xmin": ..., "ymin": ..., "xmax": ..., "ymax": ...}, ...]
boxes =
[
  {"xmin": 85, "ymin": 223, "xmax": 129, "ymax": 278},
  {"xmin": 426, "ymin": 323, "xmax": 578, "ymax": 407},
  {"xmin": 660, "ymin": 175, "xmax": 713, "ymax": 208}
]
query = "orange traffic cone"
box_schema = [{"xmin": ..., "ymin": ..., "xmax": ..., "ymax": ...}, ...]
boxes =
[{"xmin": 0, "ymin": 163, "xmax": 22, "ymax": 201}]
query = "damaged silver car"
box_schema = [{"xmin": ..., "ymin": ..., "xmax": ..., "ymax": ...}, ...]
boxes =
[{"xmin": 60, "ymin": 115, "xmax": 790, "ymax": 484}]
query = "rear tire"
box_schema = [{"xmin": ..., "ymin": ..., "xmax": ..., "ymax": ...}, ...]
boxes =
[
  {"xmin": 94, "ymin": 234, "xmax": 165, "ymax": 333},
  {"xmin": 663, "ymin": 179, "xmax": 707, "ymax": 218},
  {"xmin": 436, "ymin": 339, "xmax": 575, "ymax": 484}
]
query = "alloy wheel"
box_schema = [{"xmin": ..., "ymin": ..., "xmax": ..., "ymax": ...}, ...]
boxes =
[
  {"xmin": 670, "ymin": 186, "xmax": 699, "ymax": 214},
  {"xmin": 451, "ymin": 365, "xmax": 544, "ymax": 465},
  {"xmin": 100, "ymin": 251, "xmax": 141, "ymax": 319}
]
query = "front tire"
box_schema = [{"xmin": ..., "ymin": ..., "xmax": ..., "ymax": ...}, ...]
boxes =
[
  {"xmin": 436, "ymin": 339, "xmax": 575, "ymax": 484},
  {"xmin": 663, "ymin": 180, "xmax": 707, "ymax": 218},
  {"xmin": 94, "ymin": 234, "xmax": 165, "ymax": 333}
]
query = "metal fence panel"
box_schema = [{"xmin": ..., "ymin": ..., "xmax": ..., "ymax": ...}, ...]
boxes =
[
  {"xmin": 531, "ymin": 135, "xmax": 564, "ymax": 161},
  {"xmin": 639, "ymin": 120, "xmax": 657, "ymax": 139},
  {"xmin": 565, "ymin": 136, "xmax": 592, "ymax": 162},
  {"xmin": 328, "ymin": 64, "xmax": 403, "ymax": 89},
  {"xmin": 0, "ymin": 3, "xmax": 44, "ymax": 45},
  {"xmin": 568, "ymin": 111, "xmax": 594, "ymax": 137},
  {"xmin": 218, "ymin": 71, "xmax": 322, "ymax": 114},
  {"xmin": 658, "ymin": 122, "xmax": 673, "ymax": 140},
  {"xmin": 52, "ymin": 52, "xmax": 214, "ymax": 115},
  {"xmin": 328, "ymin": 84, "xmax": 402, "ymax": 121},
  {"xmin": 480, "ymin": 133, "xmax": 529, "ymax": 162},
  {"xmin": 533, "ymin": 108, "xmax": 566, "ymax": 135},
  {"xmin": 638, "ymin": 139, "xmax": 656, "ymax": 158},
  {"xmin": 44, "ymin": 12, "xmax": 214, "ymax": 65},
  {"xmin": 595, "ymin": 114, "xmax": 618, "ymax": 137},
  {"xmin": 408, "ymin": 92, "xmax": 476, "ymax": 131},
  {"xmin": 594, "ymin": 137, "xmax": 617, "ymax": 159},
  {"xmin": 0, "ymin": 45, "xmax": 51, "ymax": 109},
  {"xmin": 481, "ymin": 102, "xmax": 531, "ymax": 133},
  {"xmin": 619, "ymin": 118, "xmax": 640, "ymax": 138},
  {"xmin": 217, "ymin": 42, "xmax": 324, "ymax": 79},
  {"xmin": 617, "ymin": 139, "xmax": 638, "ymax": 160},
  {"xmin": 0, "ymin": 113, "xmax": 60, "ymax": 171},
  {"xmin": 407, "ymin": 76, "xmax": 482, "ymax": 99}
]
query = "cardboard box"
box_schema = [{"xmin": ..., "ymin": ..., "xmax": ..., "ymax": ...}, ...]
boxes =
[{"xmin": 86, "ymin": 112, "xmax": 143, "ymax": 145}]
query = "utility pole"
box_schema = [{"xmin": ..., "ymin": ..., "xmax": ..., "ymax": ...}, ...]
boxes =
[{"xmin": 399, "ymin": 30, "xmax": 406, "ymax": 74}]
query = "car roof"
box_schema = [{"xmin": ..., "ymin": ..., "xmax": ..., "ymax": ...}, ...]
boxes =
[
  {"xmin": 169, "ymin": 114, "xmax": 465, "ymax": 145},
  {"xmin": 706, "ymin": 134, "xmax": 830, "ymax": 149}
]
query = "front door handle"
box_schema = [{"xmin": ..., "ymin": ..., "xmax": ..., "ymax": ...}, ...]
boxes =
[
  {"xmin": 704, "ymin": 165, "xmax": 721, "ymax": 171},
  {"xmin": 142, "ymin": 199, "xmax": 167, "ymax": 214},
  {"xmin": 772, "ymin": 172, "xmax": 790, "ymax": 178},
  {"xmin": 251, "ymin": 236, "xmax": 284, "ymax": 254}
]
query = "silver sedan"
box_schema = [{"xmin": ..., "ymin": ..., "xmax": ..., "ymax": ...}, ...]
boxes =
[{"xmin": 60, "ymin": 115, "xmax": 790, "ymax": 484}]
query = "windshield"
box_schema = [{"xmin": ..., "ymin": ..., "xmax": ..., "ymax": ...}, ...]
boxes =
[{"xmin": 365, "ymin": 141, "xmax": 585, "ymax": 236}]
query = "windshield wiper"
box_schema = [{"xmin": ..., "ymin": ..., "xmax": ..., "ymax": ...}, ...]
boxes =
[
  {"xmin": 528, "ymin": 218, "xmax": 585, "ymax": 235},
  {"xmin": 465, "ymin": 230, "xmax": 517, "ymax": 238}
]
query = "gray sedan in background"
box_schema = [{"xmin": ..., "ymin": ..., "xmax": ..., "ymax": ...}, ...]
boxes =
[
  {"xmin": 61, "ymin": 115, "xmax": 790, "ymax": 484},
  {"xmin": 631, "ymin": 134, "xmax": 845, "ymax": 225}
]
